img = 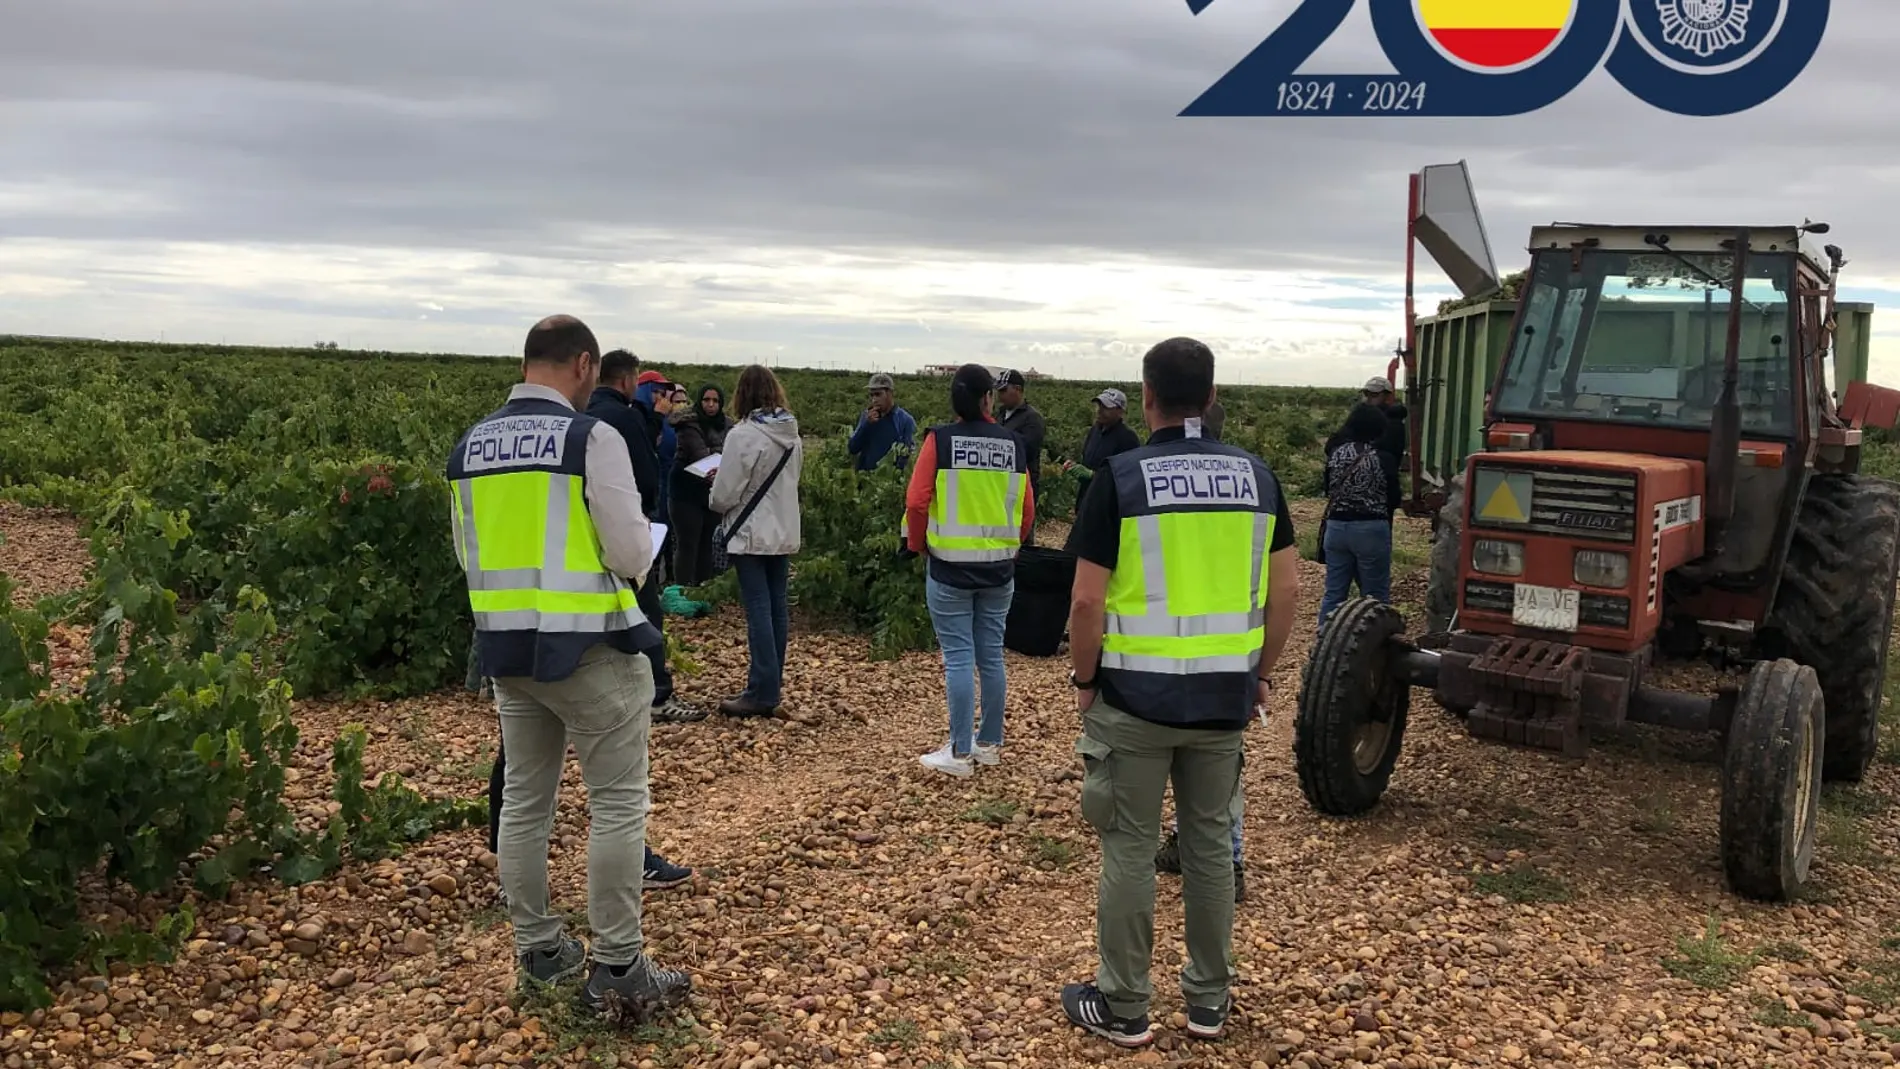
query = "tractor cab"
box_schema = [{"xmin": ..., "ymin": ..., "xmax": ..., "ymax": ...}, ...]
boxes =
[
  {"xmin": 1294, "ymin": 170, "xmax": 1900, "ymax": 904},
  {"xmin": 1457, "ymin": 225, "xmax": 1834, "ymax": 656}
]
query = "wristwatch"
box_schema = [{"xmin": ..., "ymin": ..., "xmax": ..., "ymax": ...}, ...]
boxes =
[{"xmin": 1069, "ymin": 669, "xmax": 1097, "ymax": 690}]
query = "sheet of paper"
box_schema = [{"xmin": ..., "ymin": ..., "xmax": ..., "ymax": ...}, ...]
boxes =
[
  {"xmin": 649, "ymin": 522, "xmax": 669, "ymax": 549},
  {"xmin": 685, "ymin": 454, "xmax": 720, "ymax": 478}
]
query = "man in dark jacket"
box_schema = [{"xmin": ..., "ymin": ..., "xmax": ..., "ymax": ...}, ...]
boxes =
[
  {"xmin": 994, "ymin": 368, "xmax": 1047, "ymax": 545},
  {"xmin": 1360, "ymin": 376, "xmax": 1409, "ymax": 462},
  {"xmin": 589, "ymin": 358, "xmax": 705, "ymax": 725},
  {"xmin": 1065, "ymin": 388, "xmax": 1140, "ymax": 514},
  {"xmin": 590, "ymin": 352, "xmax": 662, "ymax": 509}
]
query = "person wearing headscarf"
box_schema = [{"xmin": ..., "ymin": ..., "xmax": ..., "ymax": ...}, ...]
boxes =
[{"xmin": 671, "ymin": 383, "xmax": 732, "ymax": 588}]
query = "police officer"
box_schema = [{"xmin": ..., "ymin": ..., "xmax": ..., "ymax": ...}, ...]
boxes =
[
  {"xmin": 1058, "ymin": 337, "xmax": 1300, "ymax": 1049},
  {"xmin": 447, "ymin": 315, "xmax": 691, "ymax": 1017},
  {"xmin": 903, "ymin": 362, "xmax": 1036, "ymax": 776}
]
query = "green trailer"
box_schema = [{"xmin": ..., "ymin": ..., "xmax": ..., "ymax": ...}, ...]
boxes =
[{"xmin": 1406, "ymin": 299, "xmax": 1877, "ymax": 510}]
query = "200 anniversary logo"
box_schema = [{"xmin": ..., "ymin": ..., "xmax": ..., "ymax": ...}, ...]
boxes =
[{"xmin": 1182, "ymin": 0, "xmax": 1830, "ymax": 117}]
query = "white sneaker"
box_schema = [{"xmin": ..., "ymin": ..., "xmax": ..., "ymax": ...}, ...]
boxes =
[
  {"xmin": 973, "ymin": 743, "xmax": 1002, "ymax": 767},
  {"xmin": 919, "ymin": 743, "xmax": 974, "ymax": 778}
]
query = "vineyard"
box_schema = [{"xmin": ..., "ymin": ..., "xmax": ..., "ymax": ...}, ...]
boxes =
[
  {"xmin": 0, "ymin": 337, "xmax": 1355, "ymax": 1013},
  {"xmin": 8, "ymin": 336, "xmax": 1900, "ymax": 1069}
]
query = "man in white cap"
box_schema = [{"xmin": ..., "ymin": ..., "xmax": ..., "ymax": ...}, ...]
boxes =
[
  {"xmin": 849, "ymin": 372, "xmax": 917, "ymax": 472},
  {"xmin": 1065, "ymin": 388, "xmax": 1141, "ymax": 509},
  {"xmin": 1348, "ymin": 376, "xmax": 1409, "ymax": 462}
]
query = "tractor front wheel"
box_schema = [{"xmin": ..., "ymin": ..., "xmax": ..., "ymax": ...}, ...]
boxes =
[
  {"xmin": 1720, "ymin": 659, "xmax": 1824, "ymax": 902},
  {"xmin": 1296, "ymin": 597, "xmax": 1410, "ymax": 816}
]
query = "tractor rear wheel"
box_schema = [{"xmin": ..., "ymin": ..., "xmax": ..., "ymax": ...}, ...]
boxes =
[
  {"xmin": 1761, "ymin": 473, "xmax": 1900, "ymax": 782},
  {"xmin": 1296, "ymin": 597, "xmax": 1410, "ymax": 816},
  {"xmin": 1425, "ymin": 474, "xmax": 1465, "ymax": 636},
  {"xmin": 1720, "ymin": 659, "xmax": 1823, "ymax": 902}
]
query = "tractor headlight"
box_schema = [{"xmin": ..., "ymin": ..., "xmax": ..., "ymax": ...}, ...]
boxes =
[
  {"xmin": 1471, "ymin": 538, "xmax": 1524, "ymax": 577},
  {"xmin": 1574, "ymin": 549, "xmax": 1630, "ymax": 588}
]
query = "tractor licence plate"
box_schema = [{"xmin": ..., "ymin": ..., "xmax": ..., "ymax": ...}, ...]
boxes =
[{"xmin": 1512, "ymin": 584, "xmax": 1580, "ymax": 632}]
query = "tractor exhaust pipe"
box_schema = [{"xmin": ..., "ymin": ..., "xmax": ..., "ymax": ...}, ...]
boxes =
[{"xmin": 1705, "ymin": 228, "xmax": 1751, "ymax": 556}]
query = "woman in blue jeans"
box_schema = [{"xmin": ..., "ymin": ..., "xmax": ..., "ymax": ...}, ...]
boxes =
[
  {"xmin": 1317, "ymin": 402, "xmax": 1402, "ymax": 628},
  {"xmin": 708, "ymin": 366, "xmax": 804, "ymax": 717},
  {"xmin": 904, "ymin": 364, "xmax": 1036, "ymax": 777}
]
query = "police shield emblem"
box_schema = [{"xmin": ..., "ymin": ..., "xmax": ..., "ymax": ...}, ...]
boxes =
[{"xmin": 1655, "ymin": 0, "xmax": 1754, "ymax": 59}]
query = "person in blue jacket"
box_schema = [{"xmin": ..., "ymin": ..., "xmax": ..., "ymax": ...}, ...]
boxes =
[
  {"xmin": 848, "ymin": 373, "xmax": 916, "ymax": 471},
  {"xmin": 634, "ymin": 372, "xmax": 680, "ymax": 528}
]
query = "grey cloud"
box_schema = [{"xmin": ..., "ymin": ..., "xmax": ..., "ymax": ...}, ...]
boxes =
[
  {"xmin": 6, "ymin": 0, "xmax": 1898, "ymax": 278},
  {"xmin": 3, "ymin": 0, "xmax": 1899, "ymax": 390}
]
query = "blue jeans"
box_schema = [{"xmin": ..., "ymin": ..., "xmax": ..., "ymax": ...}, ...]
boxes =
[
  {"xmin": 734, "ymin": 554, "xmax": 791, "ymax": 706},
  {"xmin": 1319, "ymin": 518, "xmax": 1394, "ymax": 628},
  {"xmin": 925, "ymin": 576, "xmax": 1012, "ymax": 757}
]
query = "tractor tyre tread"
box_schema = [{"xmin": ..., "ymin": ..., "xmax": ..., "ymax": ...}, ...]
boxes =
[
  {"xmin": 1720, "ymin": 658, "xmax": 1823, "ymax": 902},
  {"xmin": 1762, "ymin": 473, "xmax": 1900, "ymax": 782},
  {"xmin": 1295, "ymin": 596, "xmax": 1410, "ymax": 816}
]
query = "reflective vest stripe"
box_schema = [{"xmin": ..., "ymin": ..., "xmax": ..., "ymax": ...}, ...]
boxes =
[{"xmin": 1099, "ymin": 650, "xmax": 1260, "ymax": 674}]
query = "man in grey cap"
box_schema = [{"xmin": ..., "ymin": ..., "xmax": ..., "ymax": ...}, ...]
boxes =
[
  {"xmin": 849, "ymin": 372, "xmax": 917, "ymax": 471},
  {"xmin": 1066, "ymin": 388, "xmax": 1141, "ymax": 511},
  {"xmin": 1338, "ymin": 376, "xmax": 1408, "ymax": 462}
]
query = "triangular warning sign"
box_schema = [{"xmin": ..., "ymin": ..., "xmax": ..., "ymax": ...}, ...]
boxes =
[{"xmin": 1479, "ymin": 477, "xmax": 1528, "ymax": 523}]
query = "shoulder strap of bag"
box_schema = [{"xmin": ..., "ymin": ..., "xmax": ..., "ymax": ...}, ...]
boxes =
[{"xmin": 720, "ymin": 443, "xmax": 795, "ymax": 543}]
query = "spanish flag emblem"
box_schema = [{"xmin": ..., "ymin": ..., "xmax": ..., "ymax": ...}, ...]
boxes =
[{"xmin": 1416, "ymin": 0, "xmax": 1573, "ymax": 70}]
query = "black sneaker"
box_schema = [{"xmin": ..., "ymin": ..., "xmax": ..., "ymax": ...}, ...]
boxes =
[
  {"xmin": 1186, "ymin": 996, "xmax": 1233, "ymax": 1040},
  {"xmin": 1155, "ymin": 829, "xmax": 1181, "ymax": 874},
  {"xmin": 1060, "ymin": 982, "xmax": 1153, "ymax": 1048},
  {"xmin": 652, "ymin": 698, "xmax": 708, "ymax": 723},
  {"xmin": 643, "ymin": 847, "xmax": 693, "ymax": 891},
  {"xmin": 516, "ymin": 934, "xmax": 585, "ymax": 986},
  {"xmin": 1234, "ymin": 860, "xmax": 1247, "ymax": 904},
  {"xmin": 580, "ymin": 956, "xmax": 692, "ymax": 1018}
]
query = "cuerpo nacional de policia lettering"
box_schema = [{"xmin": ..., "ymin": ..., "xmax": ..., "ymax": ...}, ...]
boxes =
[
  {"xmin": 1141, "ymin": 453, "xmax": 1260, "ymax": 508},
  {"xmin": 950, "ymin": 434, "xmax": 1018, "ymax": 471},
  {"xmin": 462, "ymin": 413, "xmax": 573, "ymax": 472}
]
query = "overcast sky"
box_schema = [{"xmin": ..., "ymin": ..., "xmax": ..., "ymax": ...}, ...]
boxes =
[{"xmin": 3, "ymin": 0, "xmax": 1896, "ymax": 385}]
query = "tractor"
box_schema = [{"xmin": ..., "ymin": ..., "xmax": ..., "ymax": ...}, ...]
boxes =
[{"xmin": 1294, "ymin": 208, "xmax": 1900, "ymax": 901}]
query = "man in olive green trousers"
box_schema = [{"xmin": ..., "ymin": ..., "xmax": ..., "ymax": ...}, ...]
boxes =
[{"xmin": 1058, "ymin": 337, "xmax": 1302, "ymax": 1049}]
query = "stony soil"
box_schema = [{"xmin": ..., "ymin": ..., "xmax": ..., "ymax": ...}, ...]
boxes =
[{"xmin": 7, "ymin": 501, "xmax": 1900, "ymax": 1069}]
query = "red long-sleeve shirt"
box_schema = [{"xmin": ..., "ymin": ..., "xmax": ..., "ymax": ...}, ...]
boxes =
[{"xmin": 905, "ymin": 420, "xmax": 1036, "ymax": 553}]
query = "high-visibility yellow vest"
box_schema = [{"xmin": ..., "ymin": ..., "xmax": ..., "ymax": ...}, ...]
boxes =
[
  {"xmin": 924, "ymin": 421, "xmax": 1027, "ymax": 586},
  {"xmin": 447, "ymin": 393, "xmax": 654, "ymax": 683},
  {"xmin": 1097, "ymin": 434, "xmax": 1279, "ymax": 727}
]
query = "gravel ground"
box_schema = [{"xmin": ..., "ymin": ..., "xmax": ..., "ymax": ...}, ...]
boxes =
[{"xmin": 7, "ymin": 504, "xmax": 1900, "ymax": 1069}]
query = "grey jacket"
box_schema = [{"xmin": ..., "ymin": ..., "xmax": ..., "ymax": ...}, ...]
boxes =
[{"xmin": 709, "ymin": 408, "xmax": 804, "ymax": 556}]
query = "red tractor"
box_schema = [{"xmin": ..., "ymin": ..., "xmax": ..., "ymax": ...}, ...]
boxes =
[{"xmin": 1295, "ymin": 219, "xmax": 1900, "ymax": 901}]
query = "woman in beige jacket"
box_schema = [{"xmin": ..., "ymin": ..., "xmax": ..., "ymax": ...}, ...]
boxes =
[{"xmin": 708, "ymin": 365, "xmax": 804, "ymax": 716}]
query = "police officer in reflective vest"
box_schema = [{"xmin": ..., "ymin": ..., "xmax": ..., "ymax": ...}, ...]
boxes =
[
  {"xmin": 1058, "ymin": 337, "xmax": 1301, "ymax": 1049},
  {"xmin": 446, "ymin": 314, "xmax": 691, "ymax": 1017},
  {"xmin": 903, "ymin": 362, "xmax": 1036, "ymax": 777}
]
